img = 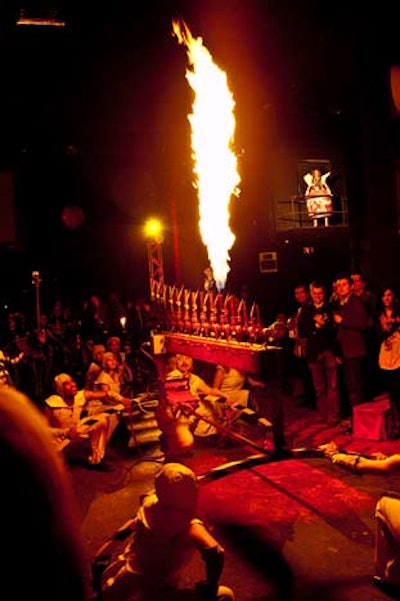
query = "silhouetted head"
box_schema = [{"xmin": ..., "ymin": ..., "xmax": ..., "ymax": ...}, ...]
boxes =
[{"xmin": 155, "ymin": 462, "xmax": 198, "ymax": 514}]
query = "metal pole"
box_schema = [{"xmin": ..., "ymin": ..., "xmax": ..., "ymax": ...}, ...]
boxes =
[{"xmin": 32, "ymin": 271, "xmax": 41, "ymax": 330}]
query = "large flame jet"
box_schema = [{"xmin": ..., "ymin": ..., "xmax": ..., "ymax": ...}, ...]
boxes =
[{"xmin": 173, "ymin": 19, "xmax": 240, "ymax": 291}]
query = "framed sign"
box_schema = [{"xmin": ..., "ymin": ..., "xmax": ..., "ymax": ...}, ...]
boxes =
[{"xmin": 259, "ymin": 251, "xmax": 278, "ymax": 273}]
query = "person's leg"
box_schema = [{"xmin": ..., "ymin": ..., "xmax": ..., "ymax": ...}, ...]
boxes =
[
  {"xmin": 324, "ymin": 351, "xmax": 341, "ymax": 423},
  {"xmin": 308, "ymin": 359, "xmax": 325, "ymax": 418},
  {"xmin": 88, "ymin": 417, "xmax": 109, "ymax": 464},
  {"xmin": 375, "ymin": 496, "xmax": 400, "ymax": 587},
  {"xmin": 343, "ymin": 357, "xmax": 365, "ymax": 409}
]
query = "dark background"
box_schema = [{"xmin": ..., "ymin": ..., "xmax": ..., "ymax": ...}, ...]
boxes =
[{"xmin": 0, "ymin": 1, "xmax": 399, "ymax": 318}]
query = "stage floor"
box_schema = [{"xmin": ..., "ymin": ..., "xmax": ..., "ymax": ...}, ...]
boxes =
[{"xmin": 69, "ymin": 379, "xmax": 400, "ymax": 601}]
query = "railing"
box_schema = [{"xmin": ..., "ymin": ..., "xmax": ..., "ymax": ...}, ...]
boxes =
[{"xmin": 276, "ymin": 195, "xmax": 348, "ymax": 230}]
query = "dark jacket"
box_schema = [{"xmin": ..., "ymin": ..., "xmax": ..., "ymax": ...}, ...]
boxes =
[
  {"xmin": 333, "ymin": 294, "xmax": 369, "ymax": 358},
  {"xmin": 297, "ymin": 302, "xmax": 338, "ymax": 362}
]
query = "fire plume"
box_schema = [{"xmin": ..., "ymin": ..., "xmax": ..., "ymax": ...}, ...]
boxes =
[{"xmin": 172, "ymin": 19, "xmax": 240, "ymax": 291}]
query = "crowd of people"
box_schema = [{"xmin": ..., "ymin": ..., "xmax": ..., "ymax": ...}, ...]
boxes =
[
  {"xmin": 0, "ymin": 292, "xmax": 156, "ymax": 408},
  {"xmin": 2, "ymin": 272, "xmax": 400, "ymax": 600},
  {"xmin": 273, "ymin": 271, "xmax": 400, "ymax": 439},
  {"xmin": 1, "ymin": 270, "xmax": 400, "ymax": 449},
  {"xmin": 0, "ymin": 286, "xmax": 238, "ymax": 599}
]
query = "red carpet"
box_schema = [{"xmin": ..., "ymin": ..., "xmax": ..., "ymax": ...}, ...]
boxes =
[
  {"xmin": 180, "ymin": 407, "xmax": 400, "ymax": 555},
  {"xmin": 198, "ymin": 459, "xmax": 376, "ymax": 550}
]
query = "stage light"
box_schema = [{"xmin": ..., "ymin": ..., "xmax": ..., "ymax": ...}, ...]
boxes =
[
  {"xmin": 144, "ymin": 218, "xmax": 163, "ymax": 243},
  {"xmin": 16, "ymin": 5, "xmax": 65, "ymax": 27}
]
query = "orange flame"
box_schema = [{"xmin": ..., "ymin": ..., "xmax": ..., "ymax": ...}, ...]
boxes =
[{"xmin": 173, "ymin": 19, "xmax": 240, "ymax": 291}]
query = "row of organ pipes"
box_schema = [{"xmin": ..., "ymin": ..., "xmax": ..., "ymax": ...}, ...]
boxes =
[{"xmin": 149, "ymin": 279, "xmax": 277, "ymax": 345}]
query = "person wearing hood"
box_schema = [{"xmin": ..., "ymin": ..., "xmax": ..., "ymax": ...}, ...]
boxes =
[{"xmin": 101, "ymin": 462, "xmax": 234, "ymax": 601}]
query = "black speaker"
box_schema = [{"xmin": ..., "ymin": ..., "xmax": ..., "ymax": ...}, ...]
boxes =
[{"xmin": 0, "ymin": 172, "xmax": 16, "ymax": 245}]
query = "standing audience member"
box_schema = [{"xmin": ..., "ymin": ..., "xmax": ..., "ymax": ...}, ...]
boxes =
[
  {"xmin": 126, "ymin": 297, "xmax": 153, "ymax": 350},
  {"xmin": 375, "ymin": 285, "xmax": 400, "ymax": 439},
  {"xmin": 80, "ymin": 294, "xmax": 108, "ymax": 343},
  {"xmin": 26, "ymin": 326, "xmax": 58, "ymax": 403},
  {"xmin": 202, "ymin": 265, "xmax": 218, "ymax": 294},
  {"xmin": 2, "ymin": 311, "xmax": 37, "ymax": 399},
  {"xmin": 351, "ymin": 271, "xmax": 378, "ymax": 319},
  {"xmin": 47, "ymin": 298, "xmax": 72, "ymax": 372},
  {"xmin": 0, "ymin": 347, "xmax": 24, "ymax": 386},
  {"xmin": 100, "ymin": 462, "xmax": 234, "ymax": 601},
  {"xmin": 288, "ymin": 282, "xmax": 311, "ymax": 360},
  {"xmin": 67, "ymin": 331, "xmax": 92, "ymax": 388},
  {"xmin": 264, "ymin": 312, "xmax": 293, "ymax": 394},
  {"xmin": 297, "ymin": 280, "xmax": 341, "ymax": 425},
  {"xmin": 238, "ymin": 283, "xmax": 256, "ymax": 317},
  {"xmin": 0, "ymin": 385, "xmax": 90, "ymax": 600},
  {"xmin": 2, "ymin": 310, "xmax": 30, "ymax": 353},
  {"xmin": 104, "ymin": 291, "xmax": 126, "ymax": 338},
  {"xmin": 332, "ymin": 273, "xmax": 369, "ymax": 427},
  {"xmin": 321, "ymin": 441, "xmax": 400, "ymax": 599},
  {"xmin": 351, "ymin": 270, "xmax": 379, "ymax": 399},
  {"xmin": 287, "ymin": 282, "xmax": 315, "ymax": 408}
]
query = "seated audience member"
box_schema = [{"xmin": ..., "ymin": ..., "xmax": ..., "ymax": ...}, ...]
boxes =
[
  {"xmin": 94, "ymin": 351, "xmax": 133, "ymax": 404},
  {"xmin": 157, "ymin": 354, "xmax": 228, "ymax": 460},
  {"xmin": 212, "ymin": 364, "xmax": 264, "ymax": 414},
  {"xmin": 0, "ymin": 385, "xmax": 90, "ymax": 600},
  {"xmin": 100, "ymin": 462, "xmax": 234, "ymax": 601},
  {"xmin": 44, "ymin": 373, "xmax": 125, "ymax": 466},
  {"xmin": 106, "ymin": 336, "xmax": 135, "ymax": 397},
  {"xmin": 167, "ymin": 354, "xmax": 228, "ymax": 437},
  {"xmin": 321, "ymin": 441, "xmax": 400, "ymax": 597},
  {"xmin": 106, "ymin": 336, "xmax": 124, "ymax": 363},
  {"xmin": 85, "ymin": 343, "xmax": 106, "ymax": 389}
]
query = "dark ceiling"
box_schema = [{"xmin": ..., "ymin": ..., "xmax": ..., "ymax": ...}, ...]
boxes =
[{"xmin": 0, "ymin": 0, "xmax": 397, "ymax": 301}]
